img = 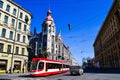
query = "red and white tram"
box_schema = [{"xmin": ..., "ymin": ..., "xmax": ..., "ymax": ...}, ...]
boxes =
[{"xmin": 30, "ymin": 58, "xmax": 70, "ymax": 76}]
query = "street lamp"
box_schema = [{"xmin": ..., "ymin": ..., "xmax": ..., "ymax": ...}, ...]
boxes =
[
  {"xmin": 35, "ymin": 42, "xmax": 38, "ymax": 57},
  {"xmin": 10, "ymin": 8, "xmax": 19, "ymax": 73}
]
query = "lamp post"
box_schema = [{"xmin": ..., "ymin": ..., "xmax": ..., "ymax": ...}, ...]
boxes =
[
  {"xmin": 35, "ymin": 42, "xmax": 38, "ymax": 57},
  {"xmin": 80, "ymin": 51, "xmax": 84, "ymax": 66},
  {"xmin": 10, "ymin": 8, "xmax": 19, "ymax": 73}
]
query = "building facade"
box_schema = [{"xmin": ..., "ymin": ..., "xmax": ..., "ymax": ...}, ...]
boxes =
[
  {"xmin": 0, "ymin": 0, "xmax": 32, "ymax": 73},
  {"xmin": 28, "ymin": 10, "xmax": 73, "ymax": 65},
  {"xmin": 93, "ymin": 0, "xmax": 120, "ymax": 68}
]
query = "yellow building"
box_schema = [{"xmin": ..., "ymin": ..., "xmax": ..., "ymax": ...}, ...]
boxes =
[
  {"xmin": 93, "ymin": 0, "xmax": 120, "ymax": 68},
  {"xmin": 0, "ymin": 0, "xmax": 32, "ymax": 73}
]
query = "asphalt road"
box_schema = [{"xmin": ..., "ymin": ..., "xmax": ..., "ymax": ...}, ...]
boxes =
[{"xmin": 0, "ymin": 72, "xmax": 120, "ymax": 80}]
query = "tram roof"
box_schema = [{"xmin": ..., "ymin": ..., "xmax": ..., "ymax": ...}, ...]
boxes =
[{"xmin": 32, "ymin": 58, "xmax": 69, "ymax": 64}]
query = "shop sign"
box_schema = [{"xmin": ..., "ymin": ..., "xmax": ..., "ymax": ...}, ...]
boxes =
[
  {"xmin": 14, "ymin": 61, "xmax": 20, "ymax": 65},
  {"xmin": 1, "ymin": 54, "xmax": 8, "ymax": 57},
  {"xmin": 0, "ymin": 60, "xmax": 7, "ymax": 64},
  {"xmin": 14, "ymin": 55, "xmax": 26, "ymax": 59}
]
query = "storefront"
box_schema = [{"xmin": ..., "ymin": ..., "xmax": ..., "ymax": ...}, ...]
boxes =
[
  {"xmin": 0, "ymin": 60, "xmax": 7, "ymax": 73},
  {"xmin": 14, "ymin": 61, "xmax": 21, "ymax": 73}
]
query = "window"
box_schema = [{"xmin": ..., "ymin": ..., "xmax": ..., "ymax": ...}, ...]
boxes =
[
  {"xmin": 1, "ymin": 28, "xmax": 6, "ymax": 38},
  {"xmin": 19, "ymin": 12, "xmax": 23, "ymax": 19},
  {"xmin": 25, "ymin": 15, "xmax": 29, "ymax": 23},
  {"xmin": 11, "ymin": 18, "xmax": 15, "ymax": 26},
  {"xmin": 0, "ymin": 1, "xmax": 3, "ymax": 8},
  {"xmin": 38, "ymin": 62, "xmax": 44, "ymax": 69},
  {"xmin": 15, "ymin": 47, "xmax": 19, "ymax": 54},
  {"xmin": 0, "ymin": 13, "xmax": 1, "ymax": 19},
  {"xmin": 7, "ymin": 45, "xmax": 11, "ymax": 53},
  {"xmin": 0, "ymin": 43, "xmax": 4, "ymax": 52},
  {"xmin": 22, "ymin": 48, "xmax": 25, "ymax": 55},
  {"xmin": 24, "ymin": 24, "xmax": 27, "ymax": 31},
  {"xmin": 23, "ymin": 36, "xmax": 25, "ymax": 43},
  {"xmin": 17, "ymin": 34, "xmax": 20, "ymax": 41},
  {"xmin": 9, "ymin": 31, "xmax": 13, "ymax": 40},
  {"xmin": 13, "ymin": 8, "xmax": 17, "ymax": 15},
  {"xmin": 6, "ymin": 5, "xmax": 10, "ymax": 12},
  {"xmin": 4, "ymin": 15, "xmax": 8, "ymax": 24},
  {"xmin": 43, "ymin": 26, "xmax": 47, "ymax": 32},
  {"xmin": 47, "ymin": 63, "xmax": 59, "ymax": 69},
  {"xmin": 14, "ymin": 61, "xmax": 21, "ymax": 70},
  {"xmin": 0, "ymin": 60, "xmax": 7, "ymax": 71},
  {"xmin": 18, "ymin": 22, "xmax": 21, "ymax": 29}
]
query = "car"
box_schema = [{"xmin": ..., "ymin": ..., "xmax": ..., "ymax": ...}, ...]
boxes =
[{"xmin": 69, "ymin": 66, "xmax": 84, "ymax": 75}]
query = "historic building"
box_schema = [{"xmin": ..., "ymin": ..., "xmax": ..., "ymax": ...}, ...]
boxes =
[
  {"xmin": 28, "ymin": 10, "xmax": 73, "ymax": 66},
  {"xmin": 93, "ymin": 0, "xmax": 120, "ymax": 68},
  {"xmin": 0, "ymin": 0, "xmax": 32, "ymax": 73}
]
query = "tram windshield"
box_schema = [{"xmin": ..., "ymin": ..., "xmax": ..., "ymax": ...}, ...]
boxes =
[
  {"xmin": 30, "ymin": 61, "xmax": 44, "ymax": 70},
  {"xmin": 38, "ymin": 62, "xmax": 44, "ymax": 69}
]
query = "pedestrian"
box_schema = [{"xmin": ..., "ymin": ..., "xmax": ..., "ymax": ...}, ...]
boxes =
[
  {"xmin": 22, "ymin": 67, "xmax": 24, "ymax": 73},
  {"xmin": 9, "ymin": 67, "xmax": 12, "ymax": 73}
]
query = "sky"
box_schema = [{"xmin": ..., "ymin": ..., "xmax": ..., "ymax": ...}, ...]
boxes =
[{"xmin": 14, "ymin": 0, "xmax": 114, "ymax": 65}]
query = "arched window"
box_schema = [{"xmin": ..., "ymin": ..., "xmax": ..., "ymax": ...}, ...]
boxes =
[{"xmin": 0, "ymin": 1, "xmax": 3, "ymax": 8}]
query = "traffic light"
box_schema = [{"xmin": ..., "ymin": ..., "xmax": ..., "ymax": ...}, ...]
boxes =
[{"xmin": 68, "ymin": 24, "xmax": 71, "ymax": 30}]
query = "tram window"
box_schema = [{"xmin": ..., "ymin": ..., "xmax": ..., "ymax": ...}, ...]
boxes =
[
  {"xmin": 48, "ymin": 63, "xmax": 59, "ymax": 69},
  {"xmin": 48, "ymin": 63, "xmax": 53, "ymax": 69},
  {"xmin": 63, "ymin": 64, "xmax": 66, "ymax": 68},
  {"xmin": 38, "ymin": 62, "xmax": 44, "ymax": 69},
  {"xmin": 66, "ymin": 65, "xmax": 69, "ymax": 68},
  {"xmin": 58, "ymin": 64, "xmax": 61, "ymax": 68}
]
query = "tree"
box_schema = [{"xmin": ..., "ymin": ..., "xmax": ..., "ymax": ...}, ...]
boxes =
[{"xmin": 41, "ymin": 50, "xmax": 47, "ymax": 58}]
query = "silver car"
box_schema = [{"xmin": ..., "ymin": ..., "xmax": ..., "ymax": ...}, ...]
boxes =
[{"xmin": 69, "ymin": 66, "xmax": 84, "ymax": 75}]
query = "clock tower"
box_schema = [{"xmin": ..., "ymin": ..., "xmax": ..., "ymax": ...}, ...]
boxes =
[{"xmin": 41, "ymin": 9, "xmax": 56, "ymax": 59}]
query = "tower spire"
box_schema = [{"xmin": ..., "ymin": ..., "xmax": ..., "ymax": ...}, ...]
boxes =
[
  {"xmin": 34, "ymin": 27, "xmax": 36, "ymax": 35},
  {"xmin": 45, "ymin": 9, "xmax": 54, "ymax": 21}
]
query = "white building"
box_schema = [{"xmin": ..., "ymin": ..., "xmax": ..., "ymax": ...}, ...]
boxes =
[{"xmin": 0, "ymin": 0, "xmax": 32, "ymax": 73}]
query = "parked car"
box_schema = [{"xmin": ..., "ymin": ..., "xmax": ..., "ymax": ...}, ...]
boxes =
[{"xmin": 69, "ymin": 66, "xmax": 84, "ymax": 75}]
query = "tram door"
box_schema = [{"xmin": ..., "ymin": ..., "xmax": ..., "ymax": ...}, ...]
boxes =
[{"xmin": 46, "ymin": 63, "xmax": 48, "ymax": 71}]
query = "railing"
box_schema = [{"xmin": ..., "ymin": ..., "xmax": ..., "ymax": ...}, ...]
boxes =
[
  {"xmin": 26, "ymin": 30, "xmax": 32, "ymax": 37},
  {"xmin": 0, "ymin": 20, "xmax": 15, "ymax": 29}
]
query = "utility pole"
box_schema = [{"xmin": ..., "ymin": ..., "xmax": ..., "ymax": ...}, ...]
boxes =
[
  {"xmin": 10, "ymin": 8, "xmax": 19, "ymax": 73},
  {"xmin": 35, "ymin": 42, "xmax": 38, "ymax": 57}
]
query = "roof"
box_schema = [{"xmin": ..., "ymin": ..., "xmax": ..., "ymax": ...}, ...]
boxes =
[{"xmin": 45, "ymin": 9, "xmax": 54, "ymax": 21}]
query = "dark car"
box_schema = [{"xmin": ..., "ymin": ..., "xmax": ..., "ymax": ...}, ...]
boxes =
[{"xmin": 69, "ymin": 66, "xmax": 84, "ymax": 75}]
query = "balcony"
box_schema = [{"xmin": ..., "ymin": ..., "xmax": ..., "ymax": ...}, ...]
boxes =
[
  {"xmin": 3, "ymin": 23, "xmax": 8, "ymax": 27},
  {"xmin": 27, "ymin": 45, "xmax": 32, "ymax": 49},
  {"xmin": 26, "ymin": 30, "xmax": 32, "ymax": 38},
  {"xmin": 10, "ymin": 24, "xmax": 15, "ymax": 29},
  {"xmin": 0, "ymin": 20, "xmax": 3, "ymax": 26}
]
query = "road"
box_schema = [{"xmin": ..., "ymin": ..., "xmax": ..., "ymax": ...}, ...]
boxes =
[{"xmin": 0, "ymin": 72, "xmax": 120, "ymax": 80}]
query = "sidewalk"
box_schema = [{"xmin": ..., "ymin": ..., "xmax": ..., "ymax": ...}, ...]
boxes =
[{"xmin": 0, "ymin": 72, "xmax": 30, "ymax": 76}]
